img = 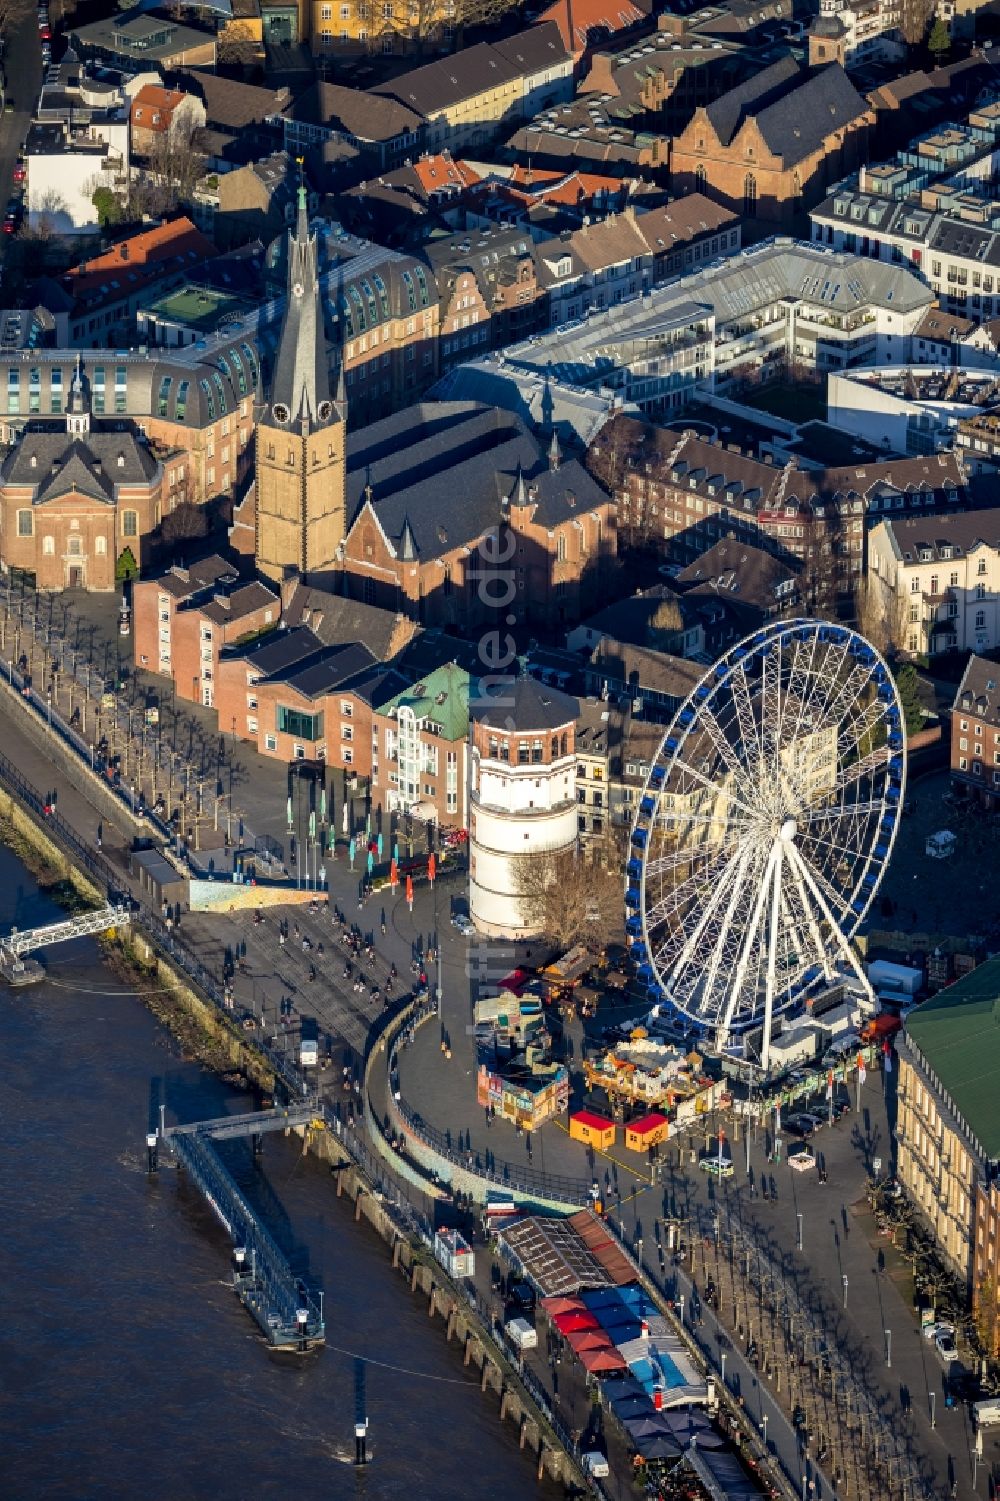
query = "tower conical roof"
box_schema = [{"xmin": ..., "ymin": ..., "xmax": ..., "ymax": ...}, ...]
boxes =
[{"xmin": 266, "ymin": 181, "xmax": 337, "ymax": 429}]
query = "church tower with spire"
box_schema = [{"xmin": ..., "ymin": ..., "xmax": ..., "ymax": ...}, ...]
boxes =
[{"xmin": 255, "ymin": 182, "xmax": 346, "ymax": 583}]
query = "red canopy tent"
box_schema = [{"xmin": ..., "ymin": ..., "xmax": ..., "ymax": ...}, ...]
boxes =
[
  {"xmin": 552, "ymin": 1309, "xmax": 601, "ymax": 1335},
  {"xmin": 578, "ymin": 1346, "xmax": 627, "ymax": 1374},
  {"xmin": 540, "ymin": 1296, "xmax": 585, "ymax": 1317},
  {"xmin": 566, "ymin": 1329, "xmax": 615, "ymax": 1354}
]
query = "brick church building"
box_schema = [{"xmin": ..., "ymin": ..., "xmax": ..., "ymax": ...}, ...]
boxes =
[{"xmin": 670, "ymin": 57, "xmax": 873, "ymax": 220}]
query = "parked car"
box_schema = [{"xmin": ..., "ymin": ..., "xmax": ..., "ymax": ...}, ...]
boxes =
[
  {"xmin": 699, "ymin": 1155, "xmax": 734, "ymax": 1179},
  {"xmin": 923, "ymin": 1320, "xmax": 954, "ymax": 1343},
  {"xmin": 935, "ymin": 1327, "xmax": 959, "ymax": 1364},
  {"xmin": 782, "ymin": 1115, "xmax": 816, "ymax": 1139},
  {"xmin": 451, "ymin": 914, "xmax": 474, "ymax": 938},
  {"xmin": 12, "ymin": 162, "xmax": 24, "ymax": 182}
]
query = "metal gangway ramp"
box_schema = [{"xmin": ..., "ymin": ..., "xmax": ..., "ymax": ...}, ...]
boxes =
[
  {"xmin": 0, "ymin": 902, "xmax": 131, "ymax": 983},
  {"xmin": 156, "ymin": 1105, "xmax": 326, "ymax": 1350}
]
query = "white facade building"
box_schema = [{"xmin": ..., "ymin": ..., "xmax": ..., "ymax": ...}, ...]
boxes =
[
  {"xmin": 868, "ymin": 510, "xmax": 1000, "ymax": 656},
  {"xmin": 468, "ymin": 677, "xmax": 579, "ymax": 938},
  {"xmin": 27, "ymin": 54, "xmax": 130, "ymax": 235}
]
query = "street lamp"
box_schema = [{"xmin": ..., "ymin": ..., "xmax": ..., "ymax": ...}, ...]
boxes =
[
  {"xmin": 842, "ymin": 1274, "xmax": 848, "ymax": 1308},
  {"xmin": 929, "ymin": 1390, "xmax": 936, "ymax": 1429},
  {"xmin": 885, "ymin": 1329, "xmax": 892, "ymax": 1368},
  {"xmin": 796, "ymin": 1213, "xmax": 803, "ymax": 1251},
  {"xmin": 721, "ymin": 1351, "xmax": 727, "ymax": 1386},
  {"xmin": 761, "ymin": 1413, "xmax": 768, "ymax": 1447},
  {"xmin": 46, "ymin": 689, "xmax": 52, "ymax": 729}
]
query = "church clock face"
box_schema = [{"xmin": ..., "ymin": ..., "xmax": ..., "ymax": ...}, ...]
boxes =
[
  {"xmin": 317, "ymin": 401, "xmax": 332, "ymax": 422},
  {"xmin": 272, "ymin": 402, "xmax": 290, "ymax": 424}
]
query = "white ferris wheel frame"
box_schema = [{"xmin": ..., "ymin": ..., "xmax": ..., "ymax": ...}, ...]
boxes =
[{"xmin": 624, "ymin": 619, "xmax": 907, "ymax": 1070}]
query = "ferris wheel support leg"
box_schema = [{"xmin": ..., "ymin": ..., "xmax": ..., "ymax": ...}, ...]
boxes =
[
  {"xmin": 761, "ymin": 843, "xmax": 784, "ymax": 1074},
  {"xmin": 785, "ymin": 849, "xmax": 834, "ymax": 985},
  {"xmin": 717, "ymin": 841, "xmax": 778, "ymax": 1052},
  {"xmin": 785, "ymin": 842, "xmax": 875, "ymax": 1008}
]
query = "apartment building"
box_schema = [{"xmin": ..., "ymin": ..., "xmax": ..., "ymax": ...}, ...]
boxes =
[
  {"xmin": 811, "ymin": 196, "xmax": 1000, "ymax": 322},
  {"xmin": 26, "ymin": 59, "xmax": 131, "ymax": 236},
  {"xmin": 897, "ymin": 960, "xmax": 1000, "ymax": 1298},
  {"xmin": 46, "ymin": 217, "xmax": 218, "ymax": 348},
  {"xmin": 808, "ymin": 0, "xmax": 906, "ymax": 71},
  {"xmin": 370, "ymin": 662, "xmax": 469, "ymax": 825},
  {"xmin": 595, "ymin": 414, "xmax": 971, "ymax": 613},
  {"xmin": 868, "ymin": 511, "xmax": 1000, "ymax": 657},
  {"xmin": 503, "ymin": 242, "xmax": 933, "ymax": 411},
  {"xmin": 374, "ymin": 22, "xmax": 572, "ymax": 155},
  {"xmin": 950, "ymin": 655, "xmax": 1000, "ymax": 808},
  {"xmin": 134, "ymin": 566, "xmax": 279, "ymax": 709}
]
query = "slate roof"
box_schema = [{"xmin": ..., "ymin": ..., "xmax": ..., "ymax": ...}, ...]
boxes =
[
  {"xmin": 750, "ymin": 63, "xmax": 869, "ymax": 167},
  {"xmin": 287, "ymin": 81, "xmax": 422, "ymax": 143},
  {"xmin": 345, "ymin": 402, "xmax": 609, "ymax": 561},
  {"xmin": 952, "ymin": 654, "xmax": 1000, "ymax": 727},
  {"xmin": 589, "ymin": 639, "xmax": 704, "ymax": 702},
  {"xmin": 169, "ymin": 68, "xmax": 290, "ymax": 129},
  {"xmin": 470, "ymin": 673, "xmax": 579, "ymax": 731},
  {"xmin": 705, "ymin": 54, "xmax": 798, "ymax": 147},
  {"xmin": 903, "ymin": 958, "xmax": 1000, "ymax": 1159},
  {"xmin": 274, "ymin": 641, "xmax": 377, "ymax": 698},
  {"xmin": 876, "ymin": 509, "xmax": 1000, "ymax": 564},
  {"xmin": 197, "ymin": 581, "xmax": 277, "ymax": 625},
  {"xmin": 675, "ymin": 539, "xmax": 798, "ymax": 611},
  {"xmin": 221, "ymin": 625, "xmax": 323, "ymax": 676},
  {"xmin": 282, "ymin": 583, "xmax": 408, "ymax": 660},
  {"xmin": 376, "ymin": 23, "xmax": 568, "ymax": 118},
  {"xmin": 155, "ymin": 556, "xmax": 239, "ymax": 599},
  {"xmin": 1, "ymin": 424, "xmax": 159, "ymax": 496}
]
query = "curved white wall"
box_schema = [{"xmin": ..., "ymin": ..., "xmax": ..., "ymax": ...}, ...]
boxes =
[{"xmin": 469, "ymin": 751, "xmax": 578, "ymax": 938}]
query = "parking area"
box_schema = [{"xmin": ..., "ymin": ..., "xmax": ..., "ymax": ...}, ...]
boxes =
[{"xmin": 861, "ymin": 770, "xmax": 1000, "ymax": 945}]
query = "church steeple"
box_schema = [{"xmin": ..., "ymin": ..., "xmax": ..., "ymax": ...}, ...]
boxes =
[
  {"xmin": 67, "ymin": 354, "xmax": 91, "ymax": 436},
  {"xmin": 255, "ymin": 170, "xmax": 348, "ymax": 587},
  {"xmin": 266, "ymin": 178, "xmax": 337, "ymax": 430}
]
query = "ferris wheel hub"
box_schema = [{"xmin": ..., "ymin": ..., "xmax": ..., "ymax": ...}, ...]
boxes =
[{"xmin": 779, "ymin": 817, "xmax": 798, "ymax": 844}]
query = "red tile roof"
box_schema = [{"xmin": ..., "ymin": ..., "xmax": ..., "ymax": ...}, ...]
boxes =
[
  {"xmin": 505, "ymin": 164, "xmax": 626, "ymax": 206},
  {"xmin": 411, "ymin": 152, "xmax": 481, "ymax": 195},
  {"xmin": 538, "ymin": 0, "xmax": 644, "ymax": 54},
  {"xmin": 130, "ymin": 84, "xmax": 189, "ymax": 133},
  {"xmin": 60, "ymin": 216, "xmax": 218, "ymax": 310}
]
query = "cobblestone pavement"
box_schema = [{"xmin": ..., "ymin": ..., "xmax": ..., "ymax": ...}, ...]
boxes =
[{"xmin": 859, "ymin": 769, "xmax": 1000, "ymax": 945}]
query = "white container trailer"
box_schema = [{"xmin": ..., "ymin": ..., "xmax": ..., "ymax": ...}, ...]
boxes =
[
  {"xmin": 434, "ymin": 1228, "xmax": 475, "ymax": 1279},
  {"xmin": 506, "ymin": 1316, "xmax": 538, "ymax": 1351},
  {"xmin": 868, "ymin": 960, "xmax": 922, "ymax": 997}
]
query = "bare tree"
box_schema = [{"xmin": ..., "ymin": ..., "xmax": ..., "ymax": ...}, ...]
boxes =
[
  {"xmin": 217, "ymin": 17, "xmax": 262, "ymax": 67},
  {"xmin": 161, "ymin": 501, "xmax": 209, "ymax": 545},
  {"xmin": 898, "ymin": 0, "xmax": 934, "ymax": 44},
  {"xmin": 647, "ymin": 594, "xmax": 683, "ymax": 646},
  {"xmin": 17, "ymin": 188, "xmax": 68, "ymax": 241},
  {"xmin": 129, "ymin": 121, "xmax": 206, "ymax": 219},
  {"xmin": 0, "ymin": 0, "xmax": 31, "ymax": 36},
  {"xmin": 856, "ymin": 572, "xmax": 908, "ymax": 657},
  {"xmin": 512, "ymin": 830, "xmax": 624, "ymax": 950}
]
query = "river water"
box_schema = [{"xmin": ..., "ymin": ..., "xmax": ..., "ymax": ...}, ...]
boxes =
[{"xmin": 0, "ymin": 849, "xmax": 554, "ymax": 1500}]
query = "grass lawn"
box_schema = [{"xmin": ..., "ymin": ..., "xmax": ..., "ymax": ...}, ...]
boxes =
[{"xmin": 741, "ymin": 381, "xmax": 827, "ymax": 425}]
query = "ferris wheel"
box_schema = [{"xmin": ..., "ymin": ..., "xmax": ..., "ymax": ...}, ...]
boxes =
[{"xmin": 624, "ymin": 620, "xmax": 906, "ymax": 1068}]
